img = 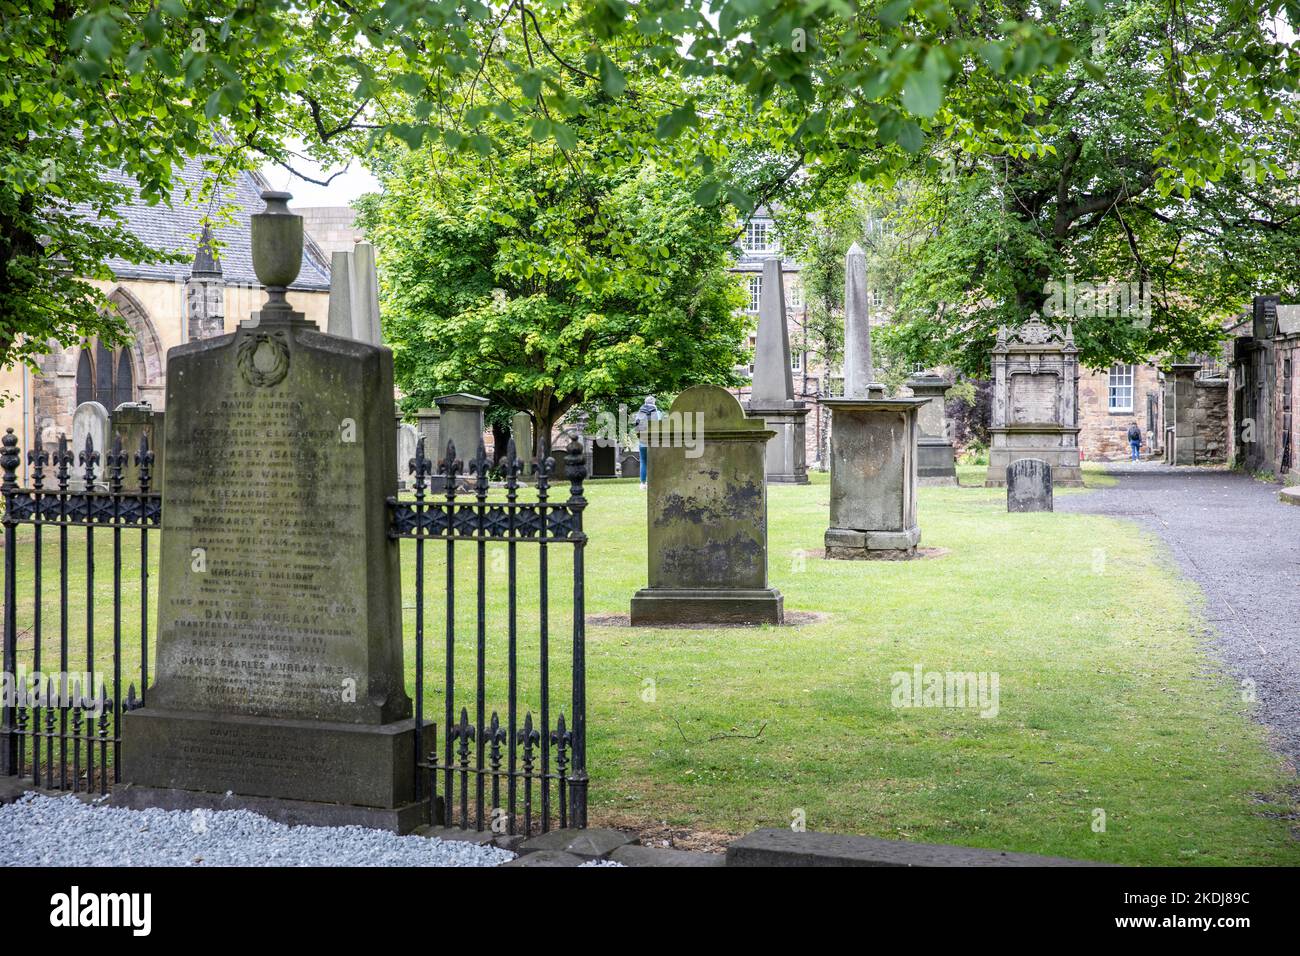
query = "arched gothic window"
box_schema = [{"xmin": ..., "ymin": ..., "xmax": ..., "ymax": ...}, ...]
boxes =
[{"xmin": 75, "ymin": 339, "xmax": 134, "ymax": 409}]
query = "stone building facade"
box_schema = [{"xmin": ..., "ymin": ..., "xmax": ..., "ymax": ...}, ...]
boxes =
[
  {"xmin": 1229, "ymin": 295, "xmax": 1300, "ymax": 477},
  {"xmin": 0, "ymin": 160, "xmax": 332, "ymax": 475},
  {"xmin": 1077, "ymin": 363, "xmax": 1164, "ymax": 460}
]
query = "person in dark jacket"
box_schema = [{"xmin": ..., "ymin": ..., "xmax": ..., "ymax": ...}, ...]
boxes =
[
  {"xmin": 1127, "ymin": 422, "xmax": 1142, "ymax": 462},
  {"xmin": 631, "ymin": 396, "xmax": 662, "ymax": 489}
]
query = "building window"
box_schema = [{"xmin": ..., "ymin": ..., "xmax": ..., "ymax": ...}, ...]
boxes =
[
  {"xmin": 75, "ymin": 339, "xmax": 134, "ymax": 410},
  {"xmin": 746, "ymin": 275, "xmax": 762, "ymax": 313},
  {"xmin": 742, "ymin": 220, "xmax": 771, "ymax": 254},
  {"xmin": 792, "ymin": 350, "xmax": 803, "ymax": 372},
  {"xmin": 871, "ymin": 289, "xmax": 883, "ymax": 309},
  {"xmin": 1108, "ymin": 364, "xmax": 1134, "ymax": 413},
  {"xmin": 787, "ymin": 277, "xmax": 803, "ymax": 309}
]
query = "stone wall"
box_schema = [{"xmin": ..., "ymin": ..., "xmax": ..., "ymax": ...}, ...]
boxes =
[
  {"xmin": 1192, "ymin": 378, "xmax": 1230, "ymax": 464},
  {"xmin": 1077, "ymin": 363, "xmax": 1163, "ymax": 460}
]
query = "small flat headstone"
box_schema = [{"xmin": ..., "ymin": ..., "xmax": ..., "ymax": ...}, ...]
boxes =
[
  {"xmin": 516, "ymin": 827, "xmax": 635, "ymax": 860},
  {"xmin": 1006, "ymin": 458, "xmax": 1053, "ymax": 512}
]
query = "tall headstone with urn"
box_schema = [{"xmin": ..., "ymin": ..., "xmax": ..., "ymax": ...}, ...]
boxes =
[{"xmin": 120, "ymin": 191, "xmax": 426, "ymax": 832}]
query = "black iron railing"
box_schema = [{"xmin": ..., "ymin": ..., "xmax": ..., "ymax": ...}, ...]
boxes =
[
  {"xmin": 389, "ymin": 435, "xmax": 588, "ymax": 834},
  {"xmin": 0, "ymin": 428, "xmax": 159, "ymax": 794}
]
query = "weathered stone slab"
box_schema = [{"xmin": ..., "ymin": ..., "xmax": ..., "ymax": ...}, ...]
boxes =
[
  {"xmin": 630, "ymin": 386, "xmax": 781, "ymax": 626},
  {"xmin": 501, "ymin": 850, "xmax": 585, "ymax": 867},
  {"xmin": 1006, "ymin": 458, "xmax": 1053, "ymax": 512},
  {"xmin": 517, "ymin": 827, "xmax": 635, "ymax": 859},
  {"xmin": 110, "ymin": 402, "xmax": 164, "ymax": 492},
  {"xmin": 609, "ymin": 845, "xmax": 726, "ymax": 867},
  {"xmin": 396, "ymin": 421, "xmax": 418, "ymax": 489},
  {"xmin": 726, "ymin": 828, "xmax": 1110, "ymax": 867},
  {"xmin": 907, "ymin": 373, "xmax": 957, "ymax": 485},
  {"xmin": 1280, "ymin": 487, "xmax": 1300, "ymax": 507},
  {"xmin": 70, "ymin": 401, "xmax": 109, "ymax": 490}
]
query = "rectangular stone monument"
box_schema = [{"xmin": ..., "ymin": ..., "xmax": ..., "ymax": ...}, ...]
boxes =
[
  {"xmin": 590, "ymin": 439, "xmax": 617, "ymax": 478},
  {"xmin": 1007, "ymin": 458, "xmax": 1053, "ymax": 512},
  {"xmin": 432, "ymin": 392, "xmax": 488, "ymax": 489},
  {"xmin": 906, "ymin": 373, "xmax": 957, "ymax": 486},
  {"xmin": 510, "ymin": 411, "xmax": 534, "ymax": 481},
  {"xmin": 415, "ymin": 407, "xmax": 441, "ymax": 459},
  {"xmin": 630, "ymin": 385, "xmax": 782, "ymax": 625},
  {"xmin": 619, "ymin": 446, "xmax": 640, "ymax": 479},
  {"xmin": 396, "ymin": 421, "xmax": 418, "ymax": 491},
  {"xmin": 121, "ymin": 191, "xmax": 426, "ymax": 832},
  {"xmin": 824, "ymin": 243, "xmax": 926, "ymax": 558},
  {"xmin": 745, "ymin": 258, "xmax": 809, "ymax": 484},
  {"xmin": 985, "ymin": 316, "xmax": 1082, "ymax": 486},
  {"xmin": 111, "ymin": 402, "xmax": 164, "ymax": 493}
]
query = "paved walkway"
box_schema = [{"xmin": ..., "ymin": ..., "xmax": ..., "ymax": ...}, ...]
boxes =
[{"xmin": 1058, "ymin": 461, "xmax": 1300, "ymax": 770}]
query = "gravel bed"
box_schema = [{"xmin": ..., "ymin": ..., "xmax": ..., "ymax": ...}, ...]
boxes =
[{"xmin": 0, "ymin": 793, "xmax": 515, "ymax": 867}]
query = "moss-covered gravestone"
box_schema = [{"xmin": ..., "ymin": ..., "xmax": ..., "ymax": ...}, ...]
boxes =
[
  {"xmin": 121, "ymin": 192, "xmax": 425, "ymax": 832},
  {"xmin": 630, "ymin": 386, "xmax": 782, "ymax": 625}
]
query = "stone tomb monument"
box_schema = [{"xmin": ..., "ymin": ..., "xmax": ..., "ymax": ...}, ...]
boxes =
[
  {"xmin": 906, "ymin": 373, "xmax": 957, "ymax": 486},
  {"xmin": 630, "ymin": 385, "xmax": 782, "ymax": 625},
  {"xmin": 121, "ymin": 191, "xmax": 425, "ymax": 832},
  {"xmin": 396, "ymin": 421, "xmax": 418, "ymax": 491},
  {"xmin": 1007, "ymin": 458, "xmax": 1053, "ymax": 512},
  {"xmin": 985, "ymin": 316, "xmax": 1082, "ymax": 486},
  {"xmin": 509, "ymin": 410, "xmax": 535, "ymax": 481},
  {"xmin": 823, "ymin": 244, "xmax": 926, "ymax": 558},
  {"xmin": 69, "ymin": 401, "xmax": 109, "ymax": 491},
  {"xmin": 111, "ymin": 402, "xmax": 164, "ymax": 493},
  {"xmin": 432, "ymin": 392, "xmax": 488, "ymax": 488},
  {"xmin": 415, "ymin": 407, "xmax": 441, "ymax": 459},
  {"xmin": 745, "ymin": 258, "xmax": 809, "ymax": 484}
]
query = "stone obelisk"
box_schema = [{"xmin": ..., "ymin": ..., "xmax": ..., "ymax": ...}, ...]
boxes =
[
  {"xmin": 745, "ymin": 257, "xmax": 809, "ymax": 483},
  {"xmin": 822, "ymin": 244, "xmax": 926, "ymax": 558}
]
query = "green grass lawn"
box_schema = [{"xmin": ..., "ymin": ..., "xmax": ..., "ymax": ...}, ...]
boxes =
[{"xmin": 5, "ymin": 463, "xmax": 1296, "ymax": 864}]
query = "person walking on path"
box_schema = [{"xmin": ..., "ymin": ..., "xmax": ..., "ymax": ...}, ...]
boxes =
[
  {"xmin": 632, "ymin": 395, "xmax": 663, "ymax": 490},
  {"xmin": 1127, "ymin": 421, "xmax": 1142, "ymax": 462}
]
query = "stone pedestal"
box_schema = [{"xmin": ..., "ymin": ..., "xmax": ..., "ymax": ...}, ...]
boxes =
[
  {"xmin": 823, "ymin": 398, "xmax": 926, "ymax": 558},
  {"xmin": 122, "ymin": 191, "xmax": 426, "ymax": 832},
  {"xmin": 906, "ymin": 374, "xmax": 957, "ymax": 486},
  {"xmin": 985, "ymin": 316, "xmax": 1083, "ymax": 486},
  {"xmin": 746, "ymin": 401, "xmax": 809, "ymax": 484},
  {"xmin": 631, "ymin": 386, "xmax": 782, "ymax": 625}
]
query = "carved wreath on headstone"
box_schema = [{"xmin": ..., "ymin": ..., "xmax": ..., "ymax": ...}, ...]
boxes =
[{"xmin": 237, "ymin": 330, "xmax": 290, "ymax": 387}]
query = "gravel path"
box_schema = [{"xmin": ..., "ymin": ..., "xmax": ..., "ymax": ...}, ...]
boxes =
[
  {"xmin": 0, "ymin": 793, "xmax": 514, "ymax": 867},
  {"xmin": 1057, "ymin": 461, "xmax": 1300, "ymax": 769}
]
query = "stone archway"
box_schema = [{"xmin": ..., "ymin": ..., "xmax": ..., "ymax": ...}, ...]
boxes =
[{"xmin": 30, "ymin": 284, "xmax": 167, "ymax": 446}]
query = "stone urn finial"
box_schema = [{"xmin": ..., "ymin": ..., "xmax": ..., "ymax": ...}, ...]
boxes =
[{"xmin": 251, "ymin": 190, "xmax": 303, "ymax": 318}]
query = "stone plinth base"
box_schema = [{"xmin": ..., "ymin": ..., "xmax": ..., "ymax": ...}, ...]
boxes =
[
  {"xmin": 110, "ymin": 784, "xmax": 432, "ymax": 834},
  {"xmin": 985, "ymin": 426, "xmax": 1083, "ymax": 486},
  {"xmin": 917, "ymin": 438, "xmax": 957, "ymax": 485},
  {"xmin": 630, "ymin": 588, "xmax": 784, "ymax": 626},
  {"xmin": 824, "ymin": 526, "xmax": 920, "ymax": 559},
  {"xmin": 122, "ymin": 708, "xmax": 420, "ymax": 813},
  {"xmin": 747, "ymin": 402, "xmax": 809, "ymax": 484}
]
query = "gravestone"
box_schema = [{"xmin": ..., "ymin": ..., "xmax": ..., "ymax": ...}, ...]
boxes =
[
  {"xmin": 396, "ymin": 422, "xmax": 418, "ymax": 490},
  {"xmin": 824, "ymin": 244, "xmax": 926, "ymax": 558},
  {"xmin": 619, "ymin": 446, "xmax": 640, "ymax": 479},
  {"xmin": 415, "ymin": 407, "xmax": 441, "ymax": 460},
  {"xmin": 590, "ymin": 439, "xmax": 617, "ymax": 478},
  {"xmin": 1006, "ymin": 458, "xmax": 1053, "ymax": 512},
  {"xmin": 985, "ymin": 315, "xmax": 1082, "ymax": 486},
  {"xmin": 111, "ymin": 402, "xmax": 164, "ymax": 493},
  {"xmin": 327, "ymin": 242, "xmax": 383, "ymax": 345},
  {"xmin": 510, "ymin": 411, "xmax": 535, "ymax": 481},
  {"xmin": 433, "ymin": 393, "xmax": 488, "ymax": 488},
  {"xmin": 906, "ymin": 373, "xmax": 957, "ymax": 486},
  {"xmin": 745, "ymin": 257, "xmax": 809, "ymax": 484},
  {"xmin": 630, "ymin": 385, "xmax": 782, "ymax": 625},
  {"xmin": 69, "ymin": 401, "xmax": 109, "ymax": 491},
  {"xmin": 122, "ymin": 191, "xmax": 425, "ymax": 832}
]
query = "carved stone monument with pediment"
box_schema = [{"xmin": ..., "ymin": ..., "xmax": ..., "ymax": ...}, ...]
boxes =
[{"xmin": 985, "ymin": 315, "xmax": 1083, "ymax": 487}]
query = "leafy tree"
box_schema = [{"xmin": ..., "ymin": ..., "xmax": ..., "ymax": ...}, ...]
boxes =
[
  {"xmin": 3, "ymin": 0, "xmax": 1296, "ymax": 379},
  {"xmin": 357, "ymin": 86, "xmax": 749, "ymax": 454}
]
